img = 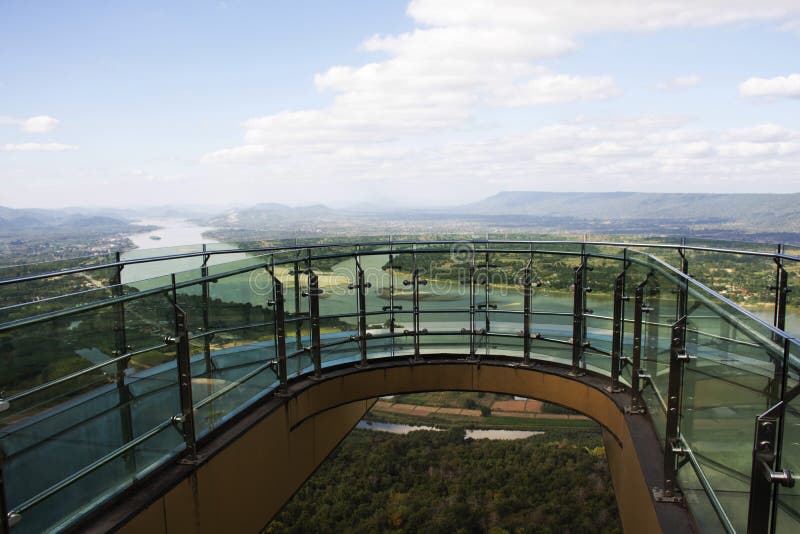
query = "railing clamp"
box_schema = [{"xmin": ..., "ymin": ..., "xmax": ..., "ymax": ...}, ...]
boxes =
[
  {"xmin": 348, "ymin": 282, "xmax": 372, "ymax": 290},
  {"xmin": 676, "ymin": 352, "xmax": 696, "ymax": 362},
  {"xmin": 624, "ymin": 404, "xmax": 647, "ymax": 415},
  {"xmin": 651, "ymin": 486, "xmax": 683, "ymax": 503},
  {"xmin": 7, "ymin": 511, "xmax": 21, "ymax": 528},
  {"xmin": 671, "ymin": 443, "xmax": 690, "ymax": 455},
  {"xmin": 764, "ymin": 466, "xmax": 796, "ymax": 487},
  {"xmin": 301, "ymin": 288, "xmax": 324, "ymax": 297},
  {"xmin": 0, "ymin": 398, "xmax": 8, "ymax": 413}
]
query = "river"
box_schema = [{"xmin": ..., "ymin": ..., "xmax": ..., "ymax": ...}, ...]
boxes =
[
  {"xmin": 118, "ymin": 219, "xmax": 799, "ymax": 336},
  {"xmin": 120, "ymin": 218, "xmax": 251, "ymax": 286},
  {"xmin": 356, "ymin": 421, "xmax": 545, "ymax": 440}
]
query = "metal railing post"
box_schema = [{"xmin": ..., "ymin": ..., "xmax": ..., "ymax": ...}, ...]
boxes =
[
  {"xmin": 169, "ymin": 275, "xmax": 197, "ymax": 462},
  {"xmin": 747, "ymin": 375, "xmax": 798, "ymax": 534},
  {"xmin": 350, "ymin": 257, "xmax": 371, "ymax": 367},
  {"xmin": 304, "ymin": 270, "xmax": 323, "ymax": 378},
  {"xmin": 266, "ymin": 265, "xmax": 288, "ymax": 390},
  {"xmin": 381, "ymin": 249, "xmax": 402, "ymax": 357},
  {"xmin": 483, "ymin": 248, "xmax": 492, "ymax": 335},
  {"xmin": 608, "ymin": 272, "xmax": 625, "ymax": 393},
  {"xmin": 748, "ymin": 414, "xmax": 779, "ymax": 534},
  {"xmin": 476, "ymin": 247, "xmax": 498, "ymax": 359},
  {"xmin": 645, "ymin": 279, "xmax": 661, "ymax": 367},
  {"xmin": 111, "ymin": 251, "xmax": 129, "ymax": 379},
  {"xmin": 403, "ymin": 250, "xmax": 427, "ymax": 361},
  {"xmin": 772, "ymin": 245, "xmax": 788, "ymax": 332},
  {"xmin": 629, "ymin": 279, "xmax": 649, "ymax": 414},
  {"xmin": 571, "ymin": 256, "xmax": 589, "ymax": 375},
  {"xmin": 201, "ymin": 244, "xmax": 214, "ymax": 372},
  {"xmin": 522, "ymin": 257, "xmax": 532, "ymax": 365},
  {"xmin": 111, "ymin": 251, "xmax": 136, "ymax": 474},
  {"xmin": 0, "ymin": 448, "xmax": 12, "ymax": 534},
  {"xmin": 460, "ymin": 249, "xmax": 477, "ymax": 358},
  {"xmin": 293, "ymin": 259, "xmax": 302, "ymax": 350},
  {"xmin": 661, "ymin": 316, "xmax": 687, "ymax": 501}
]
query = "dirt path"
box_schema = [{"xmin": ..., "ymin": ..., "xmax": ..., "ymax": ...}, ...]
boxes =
[{"xmin": 373, "ymin": 400, "xmax": 589, "ymax": 421}]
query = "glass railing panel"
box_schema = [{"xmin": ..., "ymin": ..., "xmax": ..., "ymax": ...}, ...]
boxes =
[
  {"xmin": 684, "ymin": 237, "xmax": 780, "ymax": 254},
  {"xmin": 391, "ymin": 311, "xmax": 416, "ymax": 356},
  {"xmin": 0, "ymin": 281, "xmax": 120, "ymax": 324},
  {"xmin": 775, "ymin": 362, "xmax": 800, "ymax": 533},
  {"xmin": 0, "ymin": 253, "xmax": 110, "ymax": 278},
  {"xmin": 121, "ymin": 245, "xmax": 205, "ymax": 284},
  {"xmin": 193, "ymin": 342, "xmax": 279, "ymax": 438},
  {"xmin": 769, "ymin": 340, "xmax": 800, "ymax": 532},
  {"xmin": 584, "ymin": 316, "xmax": 614, "ymax": 375},
  {"xmin": 124, "ymin": 292, "xmax": 179, "ymax": 366},
  {"xmin": 531, "ymin": 310, "xmax": 572, "ymax": 346},
  {"xmin": 528, "ymin": 336, "xmax": 572, "ymax": 365},
  {"xmin": 584, "ymin": 255, "xmax": 620, "ymax": 374},
  {"xmin": 640, "ymin": 268, "xmax": 681, "ymax": 438},
  {"xmin": 8, "ymin": 420, "xmax": 184, "ymax": 534},
  {"xmin": 286, "ymin": 330, "xmax": 313, "ymax": 378},
  {"xmin": 530, "ymin": 246, "xmax": 581, "ymax": 295},
  {"xmin": 321, "ymin": 336, "xmax": 360, "ymax": 367},
  {"xmin": 2, "ymin": 324, "xmax": 182, "ymax": 534},
  {"xmin": 0, "ymin": 254, "xmax": 118, "ymax": 307},
  {"xmin": 421, "ymin": 331, "xmax": 471, "ymax": 356},
  {"xmin": 684, "ymin": 248, "xmax": 775, "ymax": 315},
  {"xmin": 482, "ymin": 248, "xmax": 526, "ymax": 356},
  {"xmin": 317, "ymin": 254, "xmax": 358, "ymax": 333},
  {"xmin": 360, "ymin": 250, "xmax": 395, "ymax": 359},
  {"xmin": 622, "ymin": 258, "xmax": 651, "ymax": 376},
  {"xmin": 681, "ymin": 288, "xmax": 785, "ymax": 533},
  {"xmin": 0, "ymin": 306, "xmax": 122, "ymax": 426},
  {"xmin": 204, "ymin": 267, "xmax": 273, "ymax": 351},
  {"xmin": 675, "ymin": 466, "xmax": 730, "ymax": 534}
]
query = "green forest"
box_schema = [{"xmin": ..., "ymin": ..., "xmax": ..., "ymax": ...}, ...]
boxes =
[{"xmin": 265, "ymin": 425, "xmax": 621, "ymax": 534}]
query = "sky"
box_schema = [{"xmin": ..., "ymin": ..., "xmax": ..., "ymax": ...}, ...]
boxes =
[{"xmin": 1, "ymin": 0, "xmax": 800, "ymax": 209}]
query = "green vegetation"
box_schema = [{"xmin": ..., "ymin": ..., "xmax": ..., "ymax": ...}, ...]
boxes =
[
  {"xmin": 266, "ymin": 426, "xmax": 621, "ymax": 534},
  {"xmin": 362, "ymin": 410, "xmax": 597, "ymax": 432},
  {"xmin": 391, "ymin": 391, "xmax": 498, "ymax": 410}
]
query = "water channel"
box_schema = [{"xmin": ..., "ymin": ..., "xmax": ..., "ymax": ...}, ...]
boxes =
[
  {"xmin": 119, "ymin": 220, "xmax": 798, "ymax": 336},
  {"xmin": 356, "ymin": 421, "xmax": 545, "ymax": 440}
]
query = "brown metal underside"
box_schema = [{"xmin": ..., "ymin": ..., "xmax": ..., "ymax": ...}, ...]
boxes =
[{"xmin": 71, "ymin": 356, "xmax": 696, "ymax": 534}]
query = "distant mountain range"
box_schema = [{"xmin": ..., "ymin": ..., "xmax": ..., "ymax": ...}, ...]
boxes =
[
  {"xmin": 0, "ymin": 206, "xmax": 140, "ymax": 237},
  {"xmin": 200, "ymin": 191, "xmax": 800, "ymax": 242},
  {"xmin": 461, "ymin": 192, "xmax": 799, "ymax": 227},
  {"xmin": 3, "ymin": 191, "xmax": 799, "ymax": 244}
]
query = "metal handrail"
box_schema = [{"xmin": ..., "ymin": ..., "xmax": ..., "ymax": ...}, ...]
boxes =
[{"xmin": 2, "ymin": 238, "xmax": 798, "ymax": 287}]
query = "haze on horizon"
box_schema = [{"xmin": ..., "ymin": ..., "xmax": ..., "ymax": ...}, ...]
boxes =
[{"xmin": 2, "ymin": 0, "xmax": 800, "ymax": 210}]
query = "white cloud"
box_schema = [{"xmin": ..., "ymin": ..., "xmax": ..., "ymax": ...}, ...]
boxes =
[
  {"xmin": 657, "ymin": 75, "xmax": 701, "ymax": 92},
  {"xmin": 22, "ymin": 115, "xmax": 60, "ymax": 133},
  {"xmin": 739, "ymin": 74, "xmax": 800, "ymax": 99},
  {"xmin": 203, "ymin": 0, "xmax": 800, "ymax": 200},
  {"xmin": 490, "ymin": 75, "xmax": 619, "ymax": 106},
  {"xmin": 1, "ymin": 143, "xmax": 77, "ymax": 152},
  {"xmin": 0, "ymin": 114, "xmax": 60, "ymax": 132},
  {"xmin": 724, "ymin": 123, "xmax": 797, "ymax": 142},
  {"xmin": 779, "ymin": 18, "xmax": 800, "ymax": 32},
  {"xmin": 407, "ymin": 0, "xmax": 800, "ymax": 32}
]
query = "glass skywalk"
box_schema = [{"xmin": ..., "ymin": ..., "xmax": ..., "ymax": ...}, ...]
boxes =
[{"xmin": 0, "ymin": 238, "xmax": 797, "ymax": 533}]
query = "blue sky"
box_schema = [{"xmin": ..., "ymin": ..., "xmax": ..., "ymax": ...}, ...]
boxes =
[{"xmin": 1, "ymin": 0, "xmax": 799, "ymax": 208}]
